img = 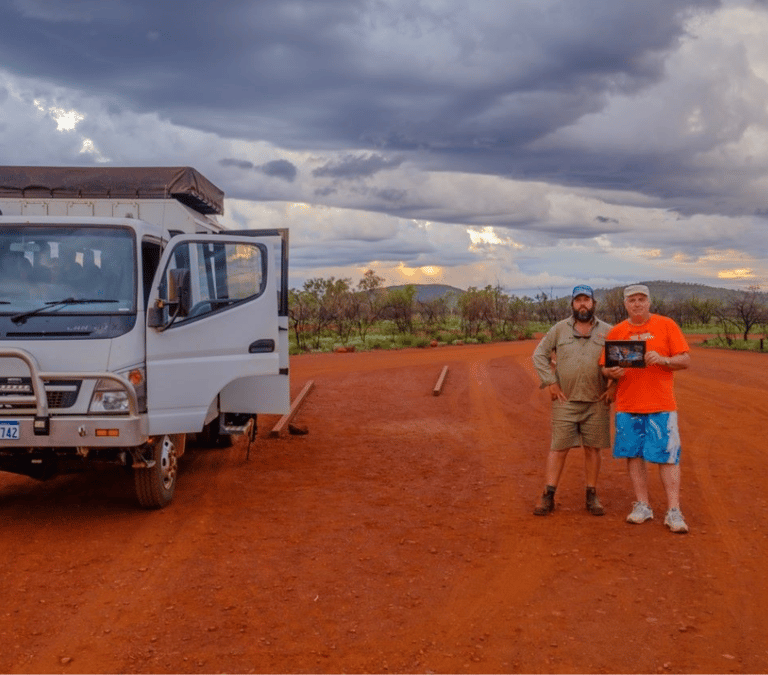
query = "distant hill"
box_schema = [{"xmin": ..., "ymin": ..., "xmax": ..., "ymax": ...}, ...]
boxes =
[
  {"xmin": 590, "ymin": 280, "xmax": 767, "ymax": 304},
  {"xmin": 385, "ymin": 281, "xmax": 765, "ymax": 304},
  {"xmin": 384, "ymin": 283, "xmax": 464, "ymax": 303}
]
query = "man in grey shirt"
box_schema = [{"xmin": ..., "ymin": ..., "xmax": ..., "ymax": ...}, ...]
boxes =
[{"xmin": 532, "ymin": 285, "xmax": 613, "ymax": 516}]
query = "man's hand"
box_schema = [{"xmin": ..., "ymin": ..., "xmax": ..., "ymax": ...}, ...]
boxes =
[
  {"xmin": 599, "ymin": 381, "xmax": 617, "ymax": 405},
  {"xmin": 645, "ymin": 350, "xmax": 666, "ymax": 367},
  {"xmin": 548, "ymin": 383, "xmax": 567, "ymax": 402},
  {"xmin": 602, "ymin": 366, "xmax": 626, "ymax": 380}
]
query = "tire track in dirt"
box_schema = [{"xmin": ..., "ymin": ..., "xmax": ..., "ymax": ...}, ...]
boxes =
[
  {"xmin": 676, "ymin": 365, "xmax": 768, "ymax": 668},
  {"xmin": 5, "ymin": 444, "xmax": 242, "ymax": 673},
  {"xmin": 419, "ymin": 349, "xmax": 564, "ymax": 669},
  {"xmin": 678, "ymin": 365, "xmax": 766, "ymax": 562},
  {"xmin": 3, "ymin": 342, "xmax": 767, "ymax": 673},
  {"xmin": 0, "ymin": 471, "xmax": 158, "ymax": 672}
]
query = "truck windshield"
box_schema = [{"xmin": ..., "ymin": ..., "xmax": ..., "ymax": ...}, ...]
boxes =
[{"xmin": 0, "ymin": 226, "xmax": 135, "ymax": 315}]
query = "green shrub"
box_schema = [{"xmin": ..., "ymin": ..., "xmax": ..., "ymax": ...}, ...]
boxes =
[
  {"xmin": 288, "ymin": 317, "xmax": 542, "ymax": 353},
  {"xmin": 700, "ymin": 337, "xmax": 764, "ymax": 352}
]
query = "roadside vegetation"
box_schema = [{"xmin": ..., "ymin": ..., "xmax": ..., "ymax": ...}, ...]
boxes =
[{"xmin": 288, "ymin": 273, "xmax": 768, "ymax": 354}]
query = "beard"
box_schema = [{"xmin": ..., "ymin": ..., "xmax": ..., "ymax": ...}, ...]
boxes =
[{"xmin": 573, "ymin": 306, "xmax": 594, "ymax": 322}]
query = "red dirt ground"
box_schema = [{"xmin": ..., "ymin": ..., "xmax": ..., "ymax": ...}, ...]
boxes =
[{"xmin": 1, "ymin": 339, "xmax": 767, "ymax": 674}]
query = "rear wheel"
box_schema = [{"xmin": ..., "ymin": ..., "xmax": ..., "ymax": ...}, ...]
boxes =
[{"xmin": 134, "ymin": 434, "xmax": 183, "ymax": 508}]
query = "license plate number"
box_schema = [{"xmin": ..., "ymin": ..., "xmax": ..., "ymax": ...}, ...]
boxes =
[{"xmin": 0, "ymin": 421, "xmax": 20, "ymax": 440}]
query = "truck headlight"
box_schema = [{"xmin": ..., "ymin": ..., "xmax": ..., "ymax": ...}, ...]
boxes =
[
  {"xmin": 90, "ymin": 389, "xmax": 131, "ymax": 413},
  {"xmin": 89, "ymin": 368, "xmax": 146, "ymax": 414}
]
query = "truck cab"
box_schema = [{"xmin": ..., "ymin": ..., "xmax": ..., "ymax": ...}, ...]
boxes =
[{"xmin": 0, "ymin": 167, "xmax": 290, "ymax": 507}]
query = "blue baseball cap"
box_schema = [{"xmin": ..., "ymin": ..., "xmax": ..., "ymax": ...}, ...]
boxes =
[{"xmin": 571, "ymin": 284, "xmax": 594, "ymax": 299}]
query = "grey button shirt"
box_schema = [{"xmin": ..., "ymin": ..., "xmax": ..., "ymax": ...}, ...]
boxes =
[{"xmin": 532, "ymin": 316, "xmax": 612, "ymax": 402}]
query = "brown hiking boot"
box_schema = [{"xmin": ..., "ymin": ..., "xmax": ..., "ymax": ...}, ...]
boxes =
[
  {"xmin": 533, "ymin": 491, "xmax": 555, "ymax": 516},
  {"xmin": 586, "ymin": 488, "xmax": 605, "ymax": 516}
]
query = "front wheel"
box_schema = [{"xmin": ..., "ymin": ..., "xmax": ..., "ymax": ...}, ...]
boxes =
[{"xmin": 134, "ymin": 434, "xmax": 184, "ymax": 509}]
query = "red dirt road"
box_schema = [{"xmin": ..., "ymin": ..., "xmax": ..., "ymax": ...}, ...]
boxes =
[{"xmin": 1, "ymin": 340, "xmax": 767, "ymax": 674}]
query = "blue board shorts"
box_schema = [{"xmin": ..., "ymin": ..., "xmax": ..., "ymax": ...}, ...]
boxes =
[{"xmin": 613, "ymin": 411, "xmax": 681, "ymax": 465}]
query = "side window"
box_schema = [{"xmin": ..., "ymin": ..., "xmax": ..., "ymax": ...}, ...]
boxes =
[{"xmin": 157, "ymin": 240, "xmax": 266, "ymax": 324}]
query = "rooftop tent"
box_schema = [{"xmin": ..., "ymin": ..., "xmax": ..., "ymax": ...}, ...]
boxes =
[{"xmin": 0, "ymin": 166, "xmax": 224, "ymax": 215}]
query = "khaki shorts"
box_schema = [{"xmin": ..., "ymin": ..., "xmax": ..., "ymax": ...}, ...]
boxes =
[{"xmin": 550, "ymin": 400, "xmax": 610, "ymax": 451}]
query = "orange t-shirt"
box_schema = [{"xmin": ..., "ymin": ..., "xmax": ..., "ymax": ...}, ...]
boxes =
[{"xmin": 600, "ymin": 314, "xmax": 689, "ymax": 413}]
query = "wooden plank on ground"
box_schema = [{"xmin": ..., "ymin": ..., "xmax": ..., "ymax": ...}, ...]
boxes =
[
  {"xmin": 432, "ymin": 365, "xmax": 449, "ymax": 396},
  {"xmin": 270, "ymin": 380, "xmax": 315, "ymax": 437}
]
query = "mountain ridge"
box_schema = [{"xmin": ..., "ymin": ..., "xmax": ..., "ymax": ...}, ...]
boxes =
[{"xmin": 385, "ymin": 280, "xmax": 766, "ymax": 304}]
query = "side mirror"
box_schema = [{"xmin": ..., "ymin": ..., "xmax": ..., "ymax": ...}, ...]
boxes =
[
  {"xmin": 147, "ymin": 267, "xmax": 192, "ymax": 330},
  {"xmin": 168, "ymin": 268, "xmax": 192, "ymax": 317},
  {"xmin": 147, "ymin": 306, "xmax": 165, "ymax": 328}
]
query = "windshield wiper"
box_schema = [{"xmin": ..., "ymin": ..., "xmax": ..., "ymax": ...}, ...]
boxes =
[{"xmin": 11, "ymin": 298, "xmax": 118, "ymax": 324}]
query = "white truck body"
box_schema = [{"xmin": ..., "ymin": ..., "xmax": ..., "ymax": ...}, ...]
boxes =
[{"xmin": 0, "ymin": 167, "xmax": 290, "ymax": 507}]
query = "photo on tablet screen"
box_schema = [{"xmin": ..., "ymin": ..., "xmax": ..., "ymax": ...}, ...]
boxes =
[{"xmin": 605, "ymin": 340, "xmax": 646, "ymax": 368}]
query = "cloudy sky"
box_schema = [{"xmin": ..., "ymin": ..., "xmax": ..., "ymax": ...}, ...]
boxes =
[{"xmin": 1, "ymin": 0, "xmax": 767, "ymax": 296}]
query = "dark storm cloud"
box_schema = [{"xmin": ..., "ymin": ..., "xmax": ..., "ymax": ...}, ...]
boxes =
[
  {"xmin": 219, "ymin": 158, "xmax": 255, "ymax": 170},
  {"xmin": 5, "ymin": 0, "xmax": 767, "ymax": 292},
  {"xmin": 370, "ymin": 188, "xmax": 407, "ymax": 203},
  {"xmin": 313, "ymin": 154, "xmax": 403, "ymax": 179},
  {"xmin": 259, "ymin": 159, "xmax": 298, "ymax": 182},
  {"xmin": 0, "ymin": 0, "xmax": 718, "ymax": 157},
  {"xmin": 314, "ymin": 185, "xmax": 338, "ymax": 198},
  {"xmin": 219, "ymin": 157, "xmax": 297, "ymax": 182},
  {"xmin": 292, "ymin": 237, "xmax": 438, "ymax": 269},
  {"xmin": 8, "ymin": 0, "xmax": 756, "ymax": 233}
]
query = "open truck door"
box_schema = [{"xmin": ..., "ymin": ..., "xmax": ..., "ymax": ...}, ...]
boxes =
[{"xmin": 145, "ymin": 230, "xmax": 289, "ymax": 437}]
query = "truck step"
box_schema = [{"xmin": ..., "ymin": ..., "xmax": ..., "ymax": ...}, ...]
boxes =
[{"xmin": 220, "ymin": 423, "xmax": 250, "ymax": 435}]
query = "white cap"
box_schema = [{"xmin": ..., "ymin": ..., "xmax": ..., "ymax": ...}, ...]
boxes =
[{"xmin": 624, "ymin": 284, "xmax": 650, "ymax": 299}]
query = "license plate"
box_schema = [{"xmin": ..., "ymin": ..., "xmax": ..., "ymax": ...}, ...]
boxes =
[{"xmin": 0, "ymin": 421, "xmax": 20, "ymax": 440}]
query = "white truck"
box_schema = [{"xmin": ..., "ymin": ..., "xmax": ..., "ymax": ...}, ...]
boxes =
[{"xmin": 0, "ymin": 166, "xmax": 290, "ymax": 507}]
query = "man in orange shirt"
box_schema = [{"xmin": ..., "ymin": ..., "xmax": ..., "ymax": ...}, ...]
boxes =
[{"xmin": 602, "ymin": 285, "xmax": 691, "ymax": 533}]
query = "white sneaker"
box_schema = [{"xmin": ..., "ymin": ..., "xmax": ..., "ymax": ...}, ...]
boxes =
[
  {"xmin": 626, "ymin": 501, "xmax": 654, "ymax": 524},
  {"xmin": 664, "ymin": 508, "xmax": 689, "ymax": 534}
]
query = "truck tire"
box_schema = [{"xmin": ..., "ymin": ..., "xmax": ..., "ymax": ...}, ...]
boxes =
[{"xmin": 134, "ymin": 434, "xmax": 182, "ymax": 508}]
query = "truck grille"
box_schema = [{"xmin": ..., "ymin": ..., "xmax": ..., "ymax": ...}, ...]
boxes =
[{"xmin": 0, "ymin": 378, "xmax": 81, "ymax": 409}]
